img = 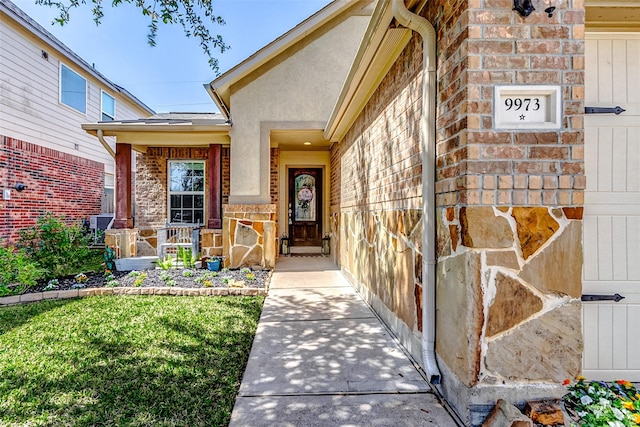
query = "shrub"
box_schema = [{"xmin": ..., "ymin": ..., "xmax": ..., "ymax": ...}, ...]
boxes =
[
  {"xmin": 17, "ymin": 213, "xmax": 93, "ymax": 279},
  {"xmin": 0, "ymin": 245, "xmax": 43, "ymax": 295}
]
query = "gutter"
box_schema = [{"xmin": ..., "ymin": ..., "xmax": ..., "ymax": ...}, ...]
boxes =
[
  {"xmin": 391, "ymin": 0, "xmax": 441, "ymax": 385},
  {"xmin": 97, "ymin": 129, "xmax": 115, "ymax": 159}
]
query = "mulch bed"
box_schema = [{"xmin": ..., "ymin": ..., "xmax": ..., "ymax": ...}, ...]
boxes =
[{"xmin": 24, "ymin": 267, "xmax": 271, "ymax": 294}]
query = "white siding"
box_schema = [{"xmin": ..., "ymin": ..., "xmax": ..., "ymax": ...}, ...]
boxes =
[
  {"xmin": 583, "ymin": 33, "xmax": 640, "ymax": 381},
  {"xmin": 0, "ymin": 14, "xmax": 149, "ymax": 176}
]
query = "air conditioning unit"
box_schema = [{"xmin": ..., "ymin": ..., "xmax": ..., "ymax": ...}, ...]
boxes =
[{"xmin": 89, "ymin": 214, "xmax": 114, "ymax": 245}]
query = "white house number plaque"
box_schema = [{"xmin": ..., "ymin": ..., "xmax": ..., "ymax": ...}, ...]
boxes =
[{"xmin": 494, "ymin": 85, "xmax": 561, "ymax": 130}]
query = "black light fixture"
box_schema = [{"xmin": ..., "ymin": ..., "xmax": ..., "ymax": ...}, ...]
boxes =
[
  {"xmin": 513, "ymin": 0, "xmax": 535, "ymax": 17},
  {"xmin": 514, "ymin": 0, "xmax": 556, "ymax": 18},
  {"xmin": 15, "ymin": 183, "xmax": 27, "ymax": 192}
]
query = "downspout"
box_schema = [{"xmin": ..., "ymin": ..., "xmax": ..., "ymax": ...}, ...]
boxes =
[
  {"xmin": 97, "ymin": 129, "xmax": 116, "ymax": 159},
  {"xmin": 391, "ymin": 0, "xmax": 440, "ymax": 384}
]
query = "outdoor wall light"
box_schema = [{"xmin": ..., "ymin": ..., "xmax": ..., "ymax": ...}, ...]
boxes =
[
  {"xmin": 513, "ymin": 0, "xmax": 556, "ymax": 18},
  {"xmin": 15, "ymin": 183, "xmax": 27, "ymax": 192},
  {"xmin": 513, "ymin": 0, "xmax": 535, "ymax": 17}
]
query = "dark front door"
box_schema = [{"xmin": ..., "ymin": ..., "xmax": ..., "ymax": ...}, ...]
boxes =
[{"xmin": 288, "ymin": 168, "xmax": 322, "ymax": 246}]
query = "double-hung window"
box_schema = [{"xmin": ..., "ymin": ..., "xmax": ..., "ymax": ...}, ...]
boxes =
[
  {"xmin": 168, "ymin": 161, "xmax": 205, "ymax": 224},
  {"xmin": 101, "ymin": 91, "xmax": 115, "ymax": 121},
  {"xmin": 60, "ymin": 64, "xmax": 86, "ymax": 113}
]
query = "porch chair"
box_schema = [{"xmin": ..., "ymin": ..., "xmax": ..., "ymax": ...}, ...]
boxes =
[{"xmin": 157, "ymin": 223, "xmax": 200, "ymax": 260}]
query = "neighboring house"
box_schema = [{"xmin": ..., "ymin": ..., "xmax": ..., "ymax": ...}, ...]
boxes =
[
  {"xmin": 82, "ymin": 0, "xmax": 640, "ymax": 425},
  {"xmin": 0, "ymin": 0, "xmax": 154, "ymax": 243}
]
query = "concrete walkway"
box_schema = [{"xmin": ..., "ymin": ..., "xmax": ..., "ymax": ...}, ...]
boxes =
[{"xmin": 229, "ymin": 256, "xmax": 458, "ymax": 426}]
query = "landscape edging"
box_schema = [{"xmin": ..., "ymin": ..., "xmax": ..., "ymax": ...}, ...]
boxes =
[{"xmin": 0, "ymin": 286, "xmax": 268, "ymax": 307}]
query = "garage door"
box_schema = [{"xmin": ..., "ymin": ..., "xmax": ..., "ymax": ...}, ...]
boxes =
[{"xmin": 583, "ymin": 33, "xmax": 640, "ymax": 381}]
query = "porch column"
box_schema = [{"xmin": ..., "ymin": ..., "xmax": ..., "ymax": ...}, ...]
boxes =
[
  {"xmin": 207, "ymin": 144, "xmax": 222, "ymax": 229},
  {"xmin": 113, "ymin": 143, "xmax": 133, "ymax": 229}
]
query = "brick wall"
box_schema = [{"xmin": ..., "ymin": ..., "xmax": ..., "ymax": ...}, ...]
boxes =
[
  {"xmin": 331, "ymin": 0, "xmax": 585, "ymax": 423},
  {"xmin": 0, "ymin": 135, "xmax": 103, "ymax": 244},
  {"xmin": 270, "ymin": 148, "xmax": 279, "ymax": 205},
  {"xmin": 135, "ymin": 146, "xmax": 230, "ymax": 228},
  {"xmin": 330, "ymin": 32, "xmax": 426, "ymax": 361},
  {"xmin": 424, "ymin": 0, "xmax": 585, "ymax": 207},
  {"xmin": 331, "ymin": 34, "xmax": 424, "ymax": 212}
]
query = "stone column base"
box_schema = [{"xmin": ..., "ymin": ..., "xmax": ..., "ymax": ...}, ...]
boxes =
[
  {"xmin": 105, "ymin": 228, "xmax": 138, "ymax": 258},
  {"xmin": 223, "ymin": 204, "xmax": 276, "ymax": 269}
]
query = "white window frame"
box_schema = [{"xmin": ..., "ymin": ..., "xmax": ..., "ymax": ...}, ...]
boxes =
[
  {"xmin": 59, "ymin": 63, "xmax": 87, "ymax": 114},
  {"xmin": 167, "ymin": 160, "xmax": 206, "ymax": 225},
  {"xmin": 101, "ymin": 91, "xmax": 115, "ymax": 121}
]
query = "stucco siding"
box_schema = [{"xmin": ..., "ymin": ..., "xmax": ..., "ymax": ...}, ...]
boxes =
[{"xmin": 228, "ymin": 14, "xmax": 370, "ymax": 201}]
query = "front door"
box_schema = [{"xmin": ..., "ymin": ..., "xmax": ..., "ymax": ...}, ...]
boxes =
[
  {"xmin": 288, "ymin": 168, "xmax": 322, "ymax": 246},
  {"xmin": 583, "ymin": 33, "xmax": 640, "ymax": 381}
]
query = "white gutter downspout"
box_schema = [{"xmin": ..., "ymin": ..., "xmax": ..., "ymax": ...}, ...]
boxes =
[
  {"xmin": 97, "ymin": 129, "xmax": 116, "ymax": 159},
  {"xmin": 392, "ymin": 0, "xmax": 441, "ymax": 384}
]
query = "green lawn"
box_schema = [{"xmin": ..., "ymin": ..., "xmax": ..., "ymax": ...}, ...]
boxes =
[{"xmin": 0, "ymin": 295, "xmax": 264, "ymax": 427}]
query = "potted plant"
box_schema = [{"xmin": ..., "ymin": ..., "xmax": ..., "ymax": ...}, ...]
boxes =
[{"xmin": 206, "ymin": 256, "xmax": 224, "ymax": 272}]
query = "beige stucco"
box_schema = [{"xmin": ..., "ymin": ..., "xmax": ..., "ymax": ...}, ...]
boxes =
[{"xmin": 226, "ymin": 15, "xmax": 370, "ymax": 203}]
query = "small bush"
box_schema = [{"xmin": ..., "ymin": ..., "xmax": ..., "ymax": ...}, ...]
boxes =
[
  {"xmin": 0, "ymin": 245, "xmax": 43, "ymax": 295},
  {"xmin": 17, "ymin": 213, "xmax": 93, "ymax": 279}
]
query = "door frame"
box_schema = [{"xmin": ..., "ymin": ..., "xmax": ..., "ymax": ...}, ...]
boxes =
[{"xmin": 288, "ymin": 167, "xmax": 323, "ymax": 246}]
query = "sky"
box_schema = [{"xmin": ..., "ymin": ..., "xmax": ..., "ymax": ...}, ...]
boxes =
[{"xmin": 13, "ymin": 0, "xmax": 333, "ymax": 114}]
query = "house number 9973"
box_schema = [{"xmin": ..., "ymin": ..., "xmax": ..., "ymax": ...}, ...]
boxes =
[{"xmin": 504, "ymin": 97, "xmax": 541, "ymax": 111}]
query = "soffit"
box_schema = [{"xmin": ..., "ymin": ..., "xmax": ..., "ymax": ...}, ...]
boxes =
[
  {"xmin": 82, "ymin": 116, "xmax": 231, "ymax": 152},
  {"xmin": 270, "ymin": 129, "xmax": 330, "ymax": 151},
  {"xmin": 324, "ymin": 0, "xmax": 412, "ymax": 142},
  {"xmin": 586, "ymin": 0, "xmax": 640, "ymax": 29}
]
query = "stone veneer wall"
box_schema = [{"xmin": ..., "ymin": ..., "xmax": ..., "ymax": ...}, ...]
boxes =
[
  {"xmin": 332, "ymin": 0, "xmax": 585, "ymax": 424},
  {"xmin": 330, "ymin": 31, "xmax": 425, "ymax": 361},
  {"xmin": 134, "ymin": 146, "xmax": 230, "ymax": 257},
  {"xmin": 223, "ymin": 204, "xmax": 276, "ymax": 269},
  {"xmin": 423, "ymin": 0, "xmax": 585, "ymax": 423}
]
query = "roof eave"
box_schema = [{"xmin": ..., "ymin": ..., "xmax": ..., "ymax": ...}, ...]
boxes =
[
  {"xmin": 0, "ymin": 0, "xmax": 155, "ymax": 116},
  {"xmin": 324, "ymin": 0, "xmax": 412, "ymax": 142}
]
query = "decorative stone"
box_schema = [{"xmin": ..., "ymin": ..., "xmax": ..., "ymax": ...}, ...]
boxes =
[
  {"xmin": 485, "ymin": 301, "xmax": 583, "ymax": 382},
  {"xmin": 562, "ymin": 207, "xmax": 583, "ymax": 220},
  {"xmin": 42, "ymin": 291, "xmax": 59, "ymax": 299},
  {"xmin": 449, "ymin": 225, "xmax": 459, "ymax": 252},
  {"xmin": 236, "ymin": 223, "xmax": 258, "ymax": 247},
  {"xmin": 436, "ymin": 208, "xmax": 452, "ymax": 258},
  {"xmin": 519, "ymin": 221, "xmax": 582, "ymax": 298},
  {"xmin": 20, "ymin": 293, "xmax": 43, "ymax": 303},
  {"xmin": 485, "ymin": 251, "xmax": 520, "ymax": 270},
  {"xmin": 486, "ymin": 273, "xmax": 543, "ymax": 337},
  {"xmin": 481, "ymin": 399, "xmax": 532, "ymax": 427},
  {"xmin": 460, "ymin": 207, "xmax": 514, "ymax": 249},
  {"xmin": 436, "ymin": 252, "xmax": 483, "ymax": 386},
  {"xmin": 0, "ymin": 295, "xmax": 20, "ymax": 306},
  {"xmin": 511, "ymin": 207, "xmax": 559, "ymax": 260},
  {"xmin": 394, "ymin": 247, "xmax": 417, "ymax": 330},
  {"xmin": 525, "ymin": 400, "xmax": 564, "ymax": 426}
]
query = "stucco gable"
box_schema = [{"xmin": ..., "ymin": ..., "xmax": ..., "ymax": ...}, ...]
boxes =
[{"xmin": 206, "ymin": 0, "xmax": 374, "ymax": 117}]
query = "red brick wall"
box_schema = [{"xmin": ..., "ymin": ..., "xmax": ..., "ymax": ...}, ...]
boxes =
[
  {"xmin": 422, "ymin": 0, "xmax": 585, "ymax": 207},
  {"xmin": 0, "ymin": 135, "xmax": 103, "ymax": 244}
]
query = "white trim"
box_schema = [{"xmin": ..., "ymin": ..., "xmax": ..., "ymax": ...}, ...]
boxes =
[
  {"xmin": 59, "ymin": 63, "xmax": 87, "ymax": 115},
  {"xmin": 167, "ymin": 160, "xmax": 206, "ymax": 225},
  {"xmin": 494, "ymin": 85, "xmax": 561, "ymax": 130},
  {"xmin": 101, "ymin": 90, "xmax": 116, "ymax": 121}
]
